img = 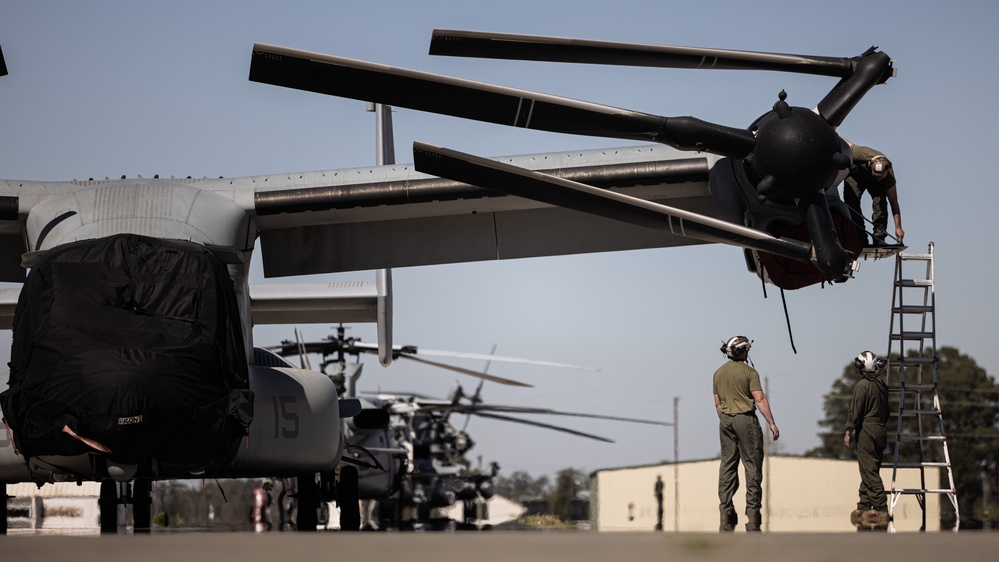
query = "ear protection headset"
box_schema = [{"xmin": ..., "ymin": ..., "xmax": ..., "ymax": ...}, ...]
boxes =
[
  {"xmin": 870, "ymin": 156, "xmax": 891, "ymax": 173},
  {"xmin": 854, "ymin": 351, "xmax": 887, "ymax": 373},
  {"xmin": 720, "ymin": 336, "xmax": 751, "ymax": 359}
]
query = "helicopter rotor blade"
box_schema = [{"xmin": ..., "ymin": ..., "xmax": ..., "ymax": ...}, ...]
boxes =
[
  {"xmin": 348, "ymin": 340, "xmax": 598, "ymax": 371},
  {"xmin": 430, "ymin": 29, "xmax": 857, "ymax": 78},
  {"xmin": 249, "ymin": 43, "xmax": 755, "ymax": 158},
  {"xmin": 430, "ymin": 404, "xmax": 671, "ymax": 427},
  {"xmin": 0, "ymin": 44, "xmax": 7, "ymax": 77},
  {"xmin": 413, "ymin": 141, "xmax": 814, "ymax": 264},
  {"xmin": 415, "ymin": 401, "xmax": 670, "ymax": 426},
  {"xmin": 398, "ymin": 354, "xmax": 533, "ymax": 387},
  {"xmin": 472, "ymin": 411, "xmax": 614, "ymax": 443},
  {"xmin": 266, "ymin": 336, "xmax": 347, "ymax": 358}
]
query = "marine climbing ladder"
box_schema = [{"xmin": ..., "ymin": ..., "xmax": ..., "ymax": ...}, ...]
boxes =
[{"xmin": 886, "ymin": 242, "xmax": 959, "ymax": 531}]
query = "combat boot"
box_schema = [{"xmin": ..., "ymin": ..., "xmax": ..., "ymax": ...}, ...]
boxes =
[
  {"xmin": 850, "ymin": 509, "xmax": 865, "ymax": 527},
  {"xmin": 746, "ymin": 511, "xmax": 762, "ymax": 532},
  {"xmin": 719, "ymin": 511, "xmax": 737, "ymax": 532},
  {"xmin": 861, "ymin": 509, "xmax": 890, "ymax": 531}
]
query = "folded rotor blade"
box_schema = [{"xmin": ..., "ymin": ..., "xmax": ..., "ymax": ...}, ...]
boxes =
[
  {"xmin": 815, "ymin": 48, "xmax": 895, "ymax": 128},
  {"xmin": 472, "ymin": 411, "xmax": 614, "ymax": 443},
  {"xmin": 267, "ymin": 339, "xmax": 342, "ymax": 358},
  {"xmin": 414, "ymin": 141, "xmax": 813, "ymax": 263},
  {"xmin": 399, "ymin": 354, "xmax": 532, "ymax": 387},
  {"xmin": 351, "ymin": 341, "xmax": 597, "ymax": 371},
  {"xmin": 0, "ymin": 44, "xmax": 7, "ymax": 77},
  {"xmin": 431, "ymin": 30, "xmax": 856, "ymax": 78},
  {"xmin": 420, "ymin": 403, "xmax": 671, "ymax": 427},
  {"xmin": 249, "ymin": 43, "xmax": 754, "ymax": 157}
]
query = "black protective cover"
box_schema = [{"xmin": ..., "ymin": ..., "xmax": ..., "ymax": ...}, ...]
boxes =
[{"xmin": 0, "ymin": 234, "xmax": 253, "ymax": 469}]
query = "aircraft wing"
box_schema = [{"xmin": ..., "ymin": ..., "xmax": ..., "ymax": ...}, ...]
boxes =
[
  {"xmin": 0, "ymin": 280, "xmax": 391, "ymax": 331},
  {"xmin": 237, "ymin": 144, "xmax": 718, "ymax": 277},
  {"xmin": 248, "ymin": 281, "xmax": 387, "ymax": 325},
  {"xmin": 0, "ymin": 144, "xmax": 717, "ymax": 282}
]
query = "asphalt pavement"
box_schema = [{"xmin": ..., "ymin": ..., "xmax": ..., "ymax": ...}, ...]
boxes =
[{"xmin": 2, "ymin": 530, "xmax": 997, "ymax": 562}]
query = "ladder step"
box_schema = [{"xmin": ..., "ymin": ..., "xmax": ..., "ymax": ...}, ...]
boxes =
[
  {"xmin": 891, "ymin": 488, "xmax": 955, "ymax": 495},
  {"xmin": 889, "ymin": 383, "xmax": 937, "ymax": 391},
  {"xmin": 898, "ymin": 279, "xmax": 933, "ymax": 288},
  {"xmin": 893, "ymin": 356, "xmax": 935, "ymax": 365},
  {"xmin": 894, "ymin": 409, "xmax": 942, "ymax": 417},
  {"xmin": 893, "ymin": 305, "xmax": 934, "ymax": 314},
  {"xmin": 896, "ymin": 434, "xmax": 946, "ymax": 442},
  {"xmin": 893, "ymin": 461, "xmax": 951, "ymax": 469},
  {"xmin": 899, "ymin": 253, "xmax": 932, "ymax": 261},
  {"xmin": 891, "ymin": 331, "xmax": 935, "ymax": 341}
]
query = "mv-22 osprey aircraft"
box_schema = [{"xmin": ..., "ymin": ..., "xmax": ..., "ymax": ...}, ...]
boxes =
[{"xmin": 0, "ymin": 32, "xmax": 893, "ymax": 532}]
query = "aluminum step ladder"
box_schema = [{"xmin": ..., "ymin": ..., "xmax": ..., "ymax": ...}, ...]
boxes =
[{"xmin": 886, "ymin": 242, "xmax": 959, "ymax": 531}]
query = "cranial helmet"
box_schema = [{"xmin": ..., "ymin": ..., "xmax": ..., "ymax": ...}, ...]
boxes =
[
  {"xmin": 854, "ymin": 351, "xmax": 887, "ymax": 375},
  {"xmin": 720, "ymin": 336, "xmax": 752, "ymax": 359}
]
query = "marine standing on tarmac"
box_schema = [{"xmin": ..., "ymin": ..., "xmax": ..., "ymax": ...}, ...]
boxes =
[
  {"xmin": 843, "ymin": 141, "xmax": 905, "ymax": 246},
  {"xmin": 713, "ymin": 336, "xmax": 779, "ymax": 532},
  {"xmin": 844, "ymin": 351, "xmax": 890, "ymax": 530}
]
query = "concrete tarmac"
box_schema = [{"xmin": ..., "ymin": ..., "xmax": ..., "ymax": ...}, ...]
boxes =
[{"xmin": 1, "ymin": 530, "xmax": 996, "ymax": 562}]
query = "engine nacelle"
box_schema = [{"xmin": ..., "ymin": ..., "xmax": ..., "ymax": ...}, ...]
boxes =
[{"xmin": 226, "ymin": 365, "xmax": 343, "ymax": 477}]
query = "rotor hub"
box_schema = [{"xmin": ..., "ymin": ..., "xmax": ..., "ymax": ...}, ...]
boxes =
[{"xmin": 752, "ymin": 98, "xmax": 843, "ymax": 199}]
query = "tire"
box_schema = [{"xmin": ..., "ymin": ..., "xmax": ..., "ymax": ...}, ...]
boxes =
[
  {"xmin": 296, "ymin": 473, "xmax": 318, "ymax": 532},
  {"xmin": 337, "ymin": 466, "xmax": 360, "ymax": 531},
  {"xmin": 132, "ymin": 479, "xmax": 151, "ymax": 533},
  {"xmin": 99, "ymin": 480, "xmax": 118, "ymax": 534}
]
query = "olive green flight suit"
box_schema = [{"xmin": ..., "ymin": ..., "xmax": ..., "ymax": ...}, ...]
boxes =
[
  {"xmin": 714, "ymin": 360, "xmax": 764, "ymax": 531},
  {"xmin": 846, "ymin": 374, "xmax": 890, "ymax": 511}
]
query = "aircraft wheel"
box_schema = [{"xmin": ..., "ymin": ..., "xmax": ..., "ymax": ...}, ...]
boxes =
[
  {"xmin": 295, "ymin": 473, "xmax": 318, "ymax": 532},
  {"xmin": 337, "ymin": 466, "xmax": 360, "ymax": 531},
  {"xmin": 319, "ymin": 471, "xmax": 336, "ymax": 502},
  {"xmin": 99, "ymin": 480, "xmax": 118, "ymax": 534},
  {"xmin": 1, "ymin": 484, "xmax": 8, "ymax": 535},
  {"xmin": 132, "ymin": 479, "xmax": 151, "ymax": 533}
]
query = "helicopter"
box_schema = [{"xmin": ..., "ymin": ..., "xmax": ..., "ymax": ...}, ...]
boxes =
[
  {"xmin": 249, "ymin": 30, "xmax": 901, "ymax": 290},
  {"xmin": 268, "ymin": 327, "xmax": 671, "ymax": 530}
]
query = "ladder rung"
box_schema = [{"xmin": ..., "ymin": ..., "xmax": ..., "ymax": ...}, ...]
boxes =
[
  {"xmin": 894, "ymin": 305, "xmax": 934, "ymax": 314},
  {"xmin": 893, "ymin": 461, "xmax": 951, "ymax": 469},
  {"xmin": 891, "ymin": 488, "xmax": 954, "ymax": 495},
  {"xmin": 894, "ymin": 409, "xmax": 942, "ymax": 417},
  {"xmin": 891, "ymin": 331, "xmax": 935, "ymax": 341},
  {"xmin": 889, "ymin": 383, "xmax": 937, "ymax": 391},
  {"xmin": 899, "ymin": 253, "xmax": 932, "ymax": 261},
  {"xmin": 896, "ymin": 434, "xmax": 946, "ymax": 441},
  {"xmin": 893, "ymin": 356, "xmax": 935, "ymax": 365},
  {"xmin": 898, "ymin": 279, "xmax": 933, "ymax": 288}
]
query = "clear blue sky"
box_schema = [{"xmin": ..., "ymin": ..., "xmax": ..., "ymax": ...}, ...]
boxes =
[{"xmin": 2, "ymin": 1, "xmax": 997, "ymax": 479}]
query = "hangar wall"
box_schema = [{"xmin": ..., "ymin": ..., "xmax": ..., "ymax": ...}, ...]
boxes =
[{"xmin": 592, "ymin": 456, "xmax": 940, "ymax": 532}]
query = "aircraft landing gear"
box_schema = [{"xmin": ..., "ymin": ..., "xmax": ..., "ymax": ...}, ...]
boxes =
[
  {"xmin": 1, "ymin": 484, "xmax": 8, "ymax": 535},
  {"xmin": 99, "ymin": 480, "xmax": 118, "ymax": 534},
  {"xmin": 99, "ymin": 479, "xmax": 152, "ymax": 534},
  {"xmin": 295, "ymin": 473, "xmax": 318, "ymax": 531},
  {"xmin": 337, "ymin": 465, "xmax": 359, "ymax": 531},
  {"xmin": 132, "ymin": 479, "xmax": 151, "ymax": 533}
]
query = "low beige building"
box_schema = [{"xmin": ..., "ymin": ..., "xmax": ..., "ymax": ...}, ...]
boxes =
[
  {"xmin": 5, "ymin": 481, "xmax": 103, "ymax": 534},
  {"xmin": 592, "ymin": 456, "xmax": 941, "ymax": 532}
]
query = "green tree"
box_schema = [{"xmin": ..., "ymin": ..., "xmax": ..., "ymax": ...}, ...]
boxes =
[
  {"xmin": 493, "ymin": 470, "xmax": 551, "ymax": 502},
  {"xmin": 808, "ymin": 346, "xmax": 999, "ymax": 529},
  {"xmin": 546, "ymin": 468, "xmax": 588, "ymax": 520}
]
